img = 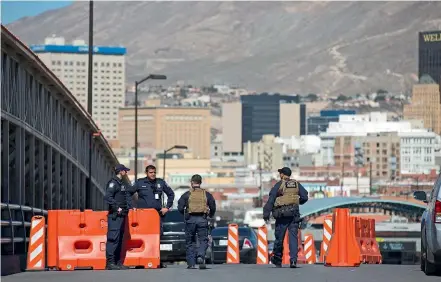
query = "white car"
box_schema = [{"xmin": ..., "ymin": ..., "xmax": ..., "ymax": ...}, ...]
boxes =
[{"xmin": 414, "ymin": 173, "xmax": 441, "ymax": 275}]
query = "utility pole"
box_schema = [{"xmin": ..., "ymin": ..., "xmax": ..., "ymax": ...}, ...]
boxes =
[
  {"xmin": 369, "ymin": 162, "xmax": 372, "ymax": 195},
  {"xmin": 340, "ymin": 161, "xmax": 345, "ymax": 196},
  {"xmin": 85, "ymin": 0, "xmax": 94, "ymax": 211}
]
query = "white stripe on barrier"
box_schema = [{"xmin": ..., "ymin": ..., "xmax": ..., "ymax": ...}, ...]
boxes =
[
  {"xmin": 258, "ymin": 240, "xmax": 267, "ymax": 252},
  {"xmin": 257, "ymin": 252, "xmax": 267, "ymax": 263},
  {"xmin": 228, "ymin": 248, "xmax": 237, "ymax": 260},
  {"xmin": 258, "ymin": 229, "xmax": 266, "ymax": 240},
  {"xmin": 304, "ymin": 239, "xmax": 312, "ymax": 250},
  {"xmin": 30, "ymin": 243, "xmax": 43, "ymax": 262},
  {"xmin": 31, "ymin": 227, "xmax": 44, "ymax": 245},
  {"xmin": 229, "ymin": 236, "xmax": 237, "ymax": 247}
]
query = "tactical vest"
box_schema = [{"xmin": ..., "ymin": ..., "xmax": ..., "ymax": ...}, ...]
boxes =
[
  {"xmin": 274, "ymin": 179, "xmax": 300, "ymax": 207},
  {"xmin": 188, "ymin": 189, "xmax": 208, "ymax": 214}
]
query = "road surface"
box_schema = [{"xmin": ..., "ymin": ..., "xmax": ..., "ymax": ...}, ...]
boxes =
[{"xmin": 3, "ymin": 264, "xmax": 440, "ymax": 282}]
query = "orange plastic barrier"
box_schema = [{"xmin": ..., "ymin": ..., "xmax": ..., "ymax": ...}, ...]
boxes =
[
  {"xmin": 367, "ymin": 219, "xmax": 382, "ymax": 264},
  {"xmin": 320, "ymin": 215, "xmax": 332, "ymax": 263},
  {"xmin": 47, "ymin": 209, "xmax": 161, "ymax": 271},
  {"xmin": 26, "ymin": 216, "xmax": 46, "ymax": 271},
  {"xmin": 353, "ymin": 217, "xmax": 368, "ymax": 263},
  {"xmin": 324, "ymin": 208, "xmax": 361, "ymax": 267},
  {"xmin": 47, "ymin": 210, "xmax": 108, "ymax": 270},
  {"xmin": 256, "ymin": 225, "xmax": 269, "ymax": 264},
  {"xmin": 304, "ymin": 233, "xmax": 317, "ymax": 264},
  {"xmin": 282, "ymin": 228, "xmax": 306, "ymax": 264},
  {"xmin": 121, "ymin": 209, "xmax": 160, "ymax": 268},
  {"xmin": 227, "ymin": 224, "xmax": 240, "ymax": 263}
]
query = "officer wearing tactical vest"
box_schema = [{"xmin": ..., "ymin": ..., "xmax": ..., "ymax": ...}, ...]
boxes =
[
  {"xmin": 178, "ymin": 174, "xmax": 216, "ymax": 269},
  {"xmin": 104, "ymin": 164, "xmax": 132, "ymax": 270},
  {"xmin": 263, "ymin": 167, "xmax": 308, "ymax": 268}
]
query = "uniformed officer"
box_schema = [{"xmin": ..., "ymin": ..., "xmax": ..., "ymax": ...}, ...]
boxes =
[
  {"xmin": 177, "ymin": 174, "xmax": 216, "ymax": 269},
  {"xmin": 128, "ymin": 164, "xmax": 175, "ymax": 268},
  {"xmin": 105, "ymin": 164, "xmax": 132, "ymax": 270},
  {"xmin": 263, "ymin": 167, "xmax": 308, "ymax": 268}
]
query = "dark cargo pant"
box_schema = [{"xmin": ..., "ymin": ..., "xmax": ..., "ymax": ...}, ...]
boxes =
[
  {"xmin": 106, "ymin": 214, "xmax": 126, "ymax": 264},
  {"xmin": 185, "ymin": 216, "xmax": 209, "ymax": 266},
  {"xmin": 272, "ymin": 217, "xmax": 299, "ymax": 264}
]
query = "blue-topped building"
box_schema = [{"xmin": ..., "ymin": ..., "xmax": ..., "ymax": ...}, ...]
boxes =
[
  {"xmin": 30, "ymin": 44, "xmax": 127, "ymax": 56},
  {"xmin": 307, "ymin": 109, "xmax": 356, "ymax": 135},
  {"xmin": 28, "ymin": 37, "xmax": 127, "ymax": 141}
]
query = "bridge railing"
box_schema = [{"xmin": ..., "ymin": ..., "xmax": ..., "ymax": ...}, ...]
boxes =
[{"xmin": 1, "ymin": 203, "xmax": 47, "ymax": 256}]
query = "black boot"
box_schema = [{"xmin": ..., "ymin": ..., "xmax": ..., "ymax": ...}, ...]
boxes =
[
  {"xmin": 290, "ymin": 260, "xmax": 297, "ymax": 268},
  {"xmin": 197, "ymin": 257, "xmax": 206, "ymax": 270},
  {"xmin": 117, "ymin": 261, "xmax": 129, "ymax": 270},
  {"xmin": 270, "ymin": 256, "xmax": 282, "ymax": 268},
  {"xmin": 106, "ymin": 260, "xmax": 121, "ymax": 270}
]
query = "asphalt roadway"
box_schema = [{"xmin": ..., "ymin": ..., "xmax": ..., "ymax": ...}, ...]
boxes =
[{"xmin": 3, "ymin": 264, "xmax": 440, "ymax": 282}]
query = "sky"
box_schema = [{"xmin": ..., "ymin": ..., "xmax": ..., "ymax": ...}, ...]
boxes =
[{"xmin": 1, "ymin": 0, "xmax": 72, "ymax": 24}]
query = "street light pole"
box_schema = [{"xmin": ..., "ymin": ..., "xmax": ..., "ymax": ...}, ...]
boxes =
[
  {"xmin": 162, "ymin": 145, "xmax": 188, "ymax": 207},
  {"xmin": 133, "ymin": 74, "xmax": 167, "ymax": 179},
  {"xmin": 85, "ymin": 0, "xmax": 94, "ymax": 211}
]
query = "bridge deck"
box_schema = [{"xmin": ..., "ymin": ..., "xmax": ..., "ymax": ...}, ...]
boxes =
[{"xmin": 3, "ymin": 264, "xmax": 439, "ymax": 282}]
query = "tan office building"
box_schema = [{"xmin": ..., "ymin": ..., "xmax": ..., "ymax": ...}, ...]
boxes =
[
  {"xmin": 362, "ymin": 132, "xmax": 400, "ymax": 179},
  {"xmin": 118, "ymin": 106, "xmax": 211, "ymax": 158},
  {"xmin": 403, "ymin": 75, "xmax": 441, "ymax": 135},
  {"xmin": 243, "ymin": 134, "xmax": 284, "ymax": 171}
]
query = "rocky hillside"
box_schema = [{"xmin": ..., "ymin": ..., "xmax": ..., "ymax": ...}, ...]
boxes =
[{"xmin": 6, "ymin": 1, "xmax": 441, "ymax": 95}]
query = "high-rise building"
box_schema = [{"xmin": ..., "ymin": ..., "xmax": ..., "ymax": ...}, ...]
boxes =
[
  {"xmin": 222, "ymin": 94, "xmax": 306, "ymax": 153},
  {"xmin": 419, "ymin": 30, "xmax": 441, "ymax": 85},
  {"xmin": 307, "ymin": 110, "xmax": 356, "ymax": 135},
  {"xmin": 118, "ymin": 106, "xmax": 211, "ymax": 159},
  {"xmin": 403, "ymin": 75, "xmax": 441, "ymax": 135},
  {"xmin": 30, "ymin": 37, "xmax": 126, "ymax": 140}
]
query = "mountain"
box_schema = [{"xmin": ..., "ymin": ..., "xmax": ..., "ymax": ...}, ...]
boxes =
[{"xmin": 6, "ymin": 1, "xmax": 441, "ymax": 95}]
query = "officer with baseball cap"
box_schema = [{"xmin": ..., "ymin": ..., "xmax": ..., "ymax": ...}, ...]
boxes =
[
  {"xmin": 104, "ymin": 164, "xmax": 132, "ymax": 270},
  {"xmin": 263, "ymin": 167, "xmax": 308, "ymax": 268}
]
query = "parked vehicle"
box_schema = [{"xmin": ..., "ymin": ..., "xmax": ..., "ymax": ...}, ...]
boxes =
[
  {"xmin": 160, "ymin": 210, "xmax": 212, "ymax": 263},
  {"xmin": 206, "ymin": 226, "xmax": 258, "ymax": 264},
  {"xmin": 413, "ymin": 173, "xmax": 441, "ymax": 275}
]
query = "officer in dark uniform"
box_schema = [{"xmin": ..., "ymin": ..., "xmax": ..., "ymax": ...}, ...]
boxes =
[
  {"xmin": 127, "ymin": 165, "xmax": 175, "ymax": 268},
  {"xmin": 177, "ymin": 174, "xmax": 216, "ymax": 269},
  {"xmin": 263, "ymin": 167, "xmax": 308, "ymax": 268},
  {"xmin": 105, "ymin": 164, "xmax": 132, "ymax": 270}
]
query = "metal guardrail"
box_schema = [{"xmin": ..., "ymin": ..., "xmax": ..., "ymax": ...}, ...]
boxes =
[{"xmin": 1, "ymin": 203, "xmax": 47, "ymax": 255}]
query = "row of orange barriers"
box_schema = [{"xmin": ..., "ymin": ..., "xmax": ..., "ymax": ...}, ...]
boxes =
[
  {"xmin": 27, "ymin": 208, "xmax": 380, "ymax": 270},
  {"xmin": 27, "ymin": 209, "xmax": 161, "ymax": 271},
  {"xmin": 324, "ymin": 208, "xmax": 382, "ymax": 267},
  {"xmin": 235, "ymin": 208, "xmax": 382, "ymax": 266}
]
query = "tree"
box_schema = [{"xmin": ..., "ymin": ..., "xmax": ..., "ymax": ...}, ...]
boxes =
[{"xmin": 307, "ymin": 93, "xmax": 318, "ymax": 102}]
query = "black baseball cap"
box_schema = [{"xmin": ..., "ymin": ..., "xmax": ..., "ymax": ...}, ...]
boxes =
[
  {"xmin": 115, "ymin": 164, "xmax": 130, "ymax": 173},
  {"xmin": 278, "ymin": 167, "xmax": 292, "ymax": 176},
  {"xmin": 191, "ymin": 174, "xmax": 202, "ymax": 184}
]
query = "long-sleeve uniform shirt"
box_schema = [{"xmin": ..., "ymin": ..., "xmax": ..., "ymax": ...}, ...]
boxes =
[
  {"xmin": 128, "ymin": 177, "xmax": 175, "ymax": 210},
  {"xmin": 263, "ymin": 180, "xmax": 309, "ymax": 220},
  {"xmin": 105, "ymin": 176, "xmax": 132, "ymax": 213}
]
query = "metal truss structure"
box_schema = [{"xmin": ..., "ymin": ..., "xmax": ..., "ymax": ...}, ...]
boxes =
[{"xmin": 1, "ymin": 26, "xmax": 119, "ymax": 256}]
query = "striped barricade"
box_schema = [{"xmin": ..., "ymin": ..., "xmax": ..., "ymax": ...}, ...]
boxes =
[
  {"xmin": 304, "ymin": 233, "xmax": 317, "ymax": 264},
  {"xmin": 320, "ymin": 216, "xmax": 333, "ymax": 262},
  {"xmin": 27, "ymin": 216, "xmax": 46, "ymax": 271},
  {"xmin": 226, "ymin": 223, "xmax": 240, "ymax": 263},
  {"xmin": 257, "ymin": 225, "xmax": 269, "ymax": 264}
]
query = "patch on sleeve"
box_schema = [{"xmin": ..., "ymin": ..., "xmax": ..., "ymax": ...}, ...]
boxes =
[{"xmin": 108, "ymin": 182, "xmax": 114, "ymax": 188}]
